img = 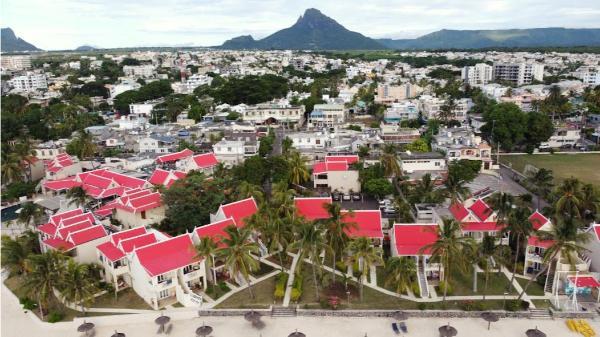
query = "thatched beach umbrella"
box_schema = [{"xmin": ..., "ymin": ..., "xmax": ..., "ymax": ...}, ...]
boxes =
[
  {"xmin": 438, "ymin": 323, "xmax": 458, "ymax": 337},
  {"xmin": 244, "ymin": 310, "xmax": 261, "ymax": 322},
  {"xmin": 525, "ymin": 327, "xmax": 546, "ymax": 337},
  {"xmin": 111, "ymin": 331, "xmax": 126, "ymax": 337},
  {"xmin": 77, "ymin": 321, "xmax": 95, "ymax": 336},
  {"xmin": 481, "ymin": 312, "xmax": 499, "ymax": 330},
  {"xmin": 288, "ymin": 329, "xmax": 306, "ymax": 337},
  {"xmin": 196, "ymin": 323, "xmax": 213, "ymax": 337}
]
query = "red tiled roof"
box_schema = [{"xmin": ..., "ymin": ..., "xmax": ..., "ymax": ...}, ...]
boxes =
[
  {"xmin": 219, "ymin": 197, "xmax": 258, "ymax": 227},
  {"xmin": 393, "ymin": 224, "xmax": 439, "ymax": 255},
  {"xmin": 60, "ymin": 212, "xmax": 95, "ymax": 227},
  {"xmin": 81, "ymin": 173, "xmax": 113, "ymax": 189},
  {"xmin": 97, "ymin": 241, "xmax": 126, "ymax": 262},
  {"xmin": 57, "ymin": 221, "xmax": 93, "ymax": 239},
  {"xmin": 294, "ymin": 197, "xmax": 332, "ymax": 220},
  {"xmin": 148, "ymin": 169, "xmax": 170, "ymax": 186},
  {"xmin": 568, "ymin": 275, "xmax": 600, "ymax": 288},
  {"xmin": 156, "ymin": 149, "xmax": 194, "ymax": 164},
  {"xmin": 342, "ymin": 210, "xmax": 383, "ymax": 239},
  {"xmin": 95, "ymin": 200, "xmax": 119, "ymax": 217},
  {"xmin": 194, "ymin": 218, "xmax": 236, "ymax": 247},
  {"xmin": 529, "ymin": 211, "xmax": 550, "ymax": 230},
  {"xmin": 67, "ymin": 225, "xmax": 107, "ymax": 245},
  {"xmin": 43, "ymin": 238, "xmax": 75, "ymax": 251},
  {"xmin": 50, "ymin": 208, "xmax": 84, "ymax": 224},
  {"xmin": 193, "ymin": 152, "xmax": 219, "ymax": 168},
  {"xmin": 116, "ymin": 190, "xmax": 162, "ymax": 213},
  {"xmin": 449, "ymin": 203, "xmax": 469, "ymax": 221},
  {"xmin": 325, "ymin": 155, "xmax": 359, "ymax": 164},
  {"xmin": 594, "ymin": 224, "xmax": 600, "ymax": 241},
  {"xmin": 527, "ymin": 236, "xmax": 554, "ymax": 249},
  {"xmin": 43, "ymin": 178, "xmax": 81, "ymax": 191},
  {"xmin": 134, "ymin": 234, "xmax": 199, "ymax": 276},
  {"xmin": 119, "ymin": 233, "xmax": 157, "ymax": 253},
  {"xmin": 461, "ymin": 222, "xmax": 501, "ymax": 232},
  {"xmin": 468, "ymin": 199, "xmax": 492, "ymax": 221},
  {"xmin": 38, "ymin": 223, "xmax": 57, "ymax": 236},
  {"xmin": 111, "ymin": 227, "xmax": 147, "ymax": 245},
  {"xmin": 312, "ymin": 161, "xmax": 348, "ymax": 174}
]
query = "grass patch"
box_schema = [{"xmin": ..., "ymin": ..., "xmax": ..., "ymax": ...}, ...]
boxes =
[
  {"xmin": 216, "ymin": 275, "xmax": 278, "ymax": 309},
  {"xmin": 532, "ymin": 299, "xmax": 553, "ymax": 309},
  {"xmin": 205, "ymin": 282, "xmax": 231, "ymax": 300},
  {"xmin": 500, "ymin": 154, "xmax": 600, "ymax": 185},
  {"xmin": 254, "ymin": 262, "xmax": 275, "ymax": 277},
  {"xmin": 444, "ymin": 267, "xmax": 516, "ymax": 296},
  {"xmin": 92, "ymin": 288, "xmax": 152, "ymax": 310},
  {"xmin": 516, "ymin": 277, "xmax": 545, "ymax": 296}
]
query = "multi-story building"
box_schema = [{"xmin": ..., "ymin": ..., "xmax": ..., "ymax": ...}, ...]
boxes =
[
  {"xmin": 123, "ymin": 65, "xmax": 155, "ymax": 78},
  {"xmin": 212, "ymin": 139, "xmax": 247, "ymax": 167},
  {"xmin": 137, "ymin": 135, "xmax": 176, "ymax": 154},
  {"xmin": 499, "ymin": 93, "xmax": 545, "ymax": 112},
  {"xmin": 374, "ymin": 83, "xmax": 422, "ymax": 105},
  {"xmin": 432, "ymin": 126, "xmax": 493, "ymax": 170},
  {"xmin": 379, "ymin": 124, "xmax": 421, "ymax": 145},
  {"xmin": 384, "ymin": 101, "xmax": 419, "ymax": 123},
  {"xmin": 399, "ymin": 152, "xmax": 447, "ymax": 180},
  {"xmin": 307, "ymin": 104, "xmax": 346, "ymax": 129},
  {"xmin": 539, "ymin": 126, "xmax": 580, "ymax": 149},
  {"xmin": 461, "ymin": 63, "xmax": 493, "ymax": 86},
  {"xmin": 8, "ymin": 72, "xmax": 47, "ymax": 92},
  {"xmin": 312, "ymin": 157, "xmax": 360, "ymax": 193},
  {"xmin": 573, "ymin": 66, "xmax": 600, "ymax": 86},
  {"xmin": 110, "ymin": 80, "xmax": 142, "ymax": 98},
  {"xmin": 449, "ymin": 198, "xmax": 508, "ymax": 245},
  {"xmin": 492, "ymin": 62, "xmax": 544, "ymax": 86},
  {"xmin": 1, "ymin": 54, "xmax": 32, "ymax": 71},
  {"xmin": 418, "ymin": 95, "xmax": 473, "ymax": 122},
  {"xmin": 129, "ymin": 103, "xmax": 155, "ymax": 116},
  {"xmin": 243, "ymin": 102, "xmax": 305, "ymax": 128}
]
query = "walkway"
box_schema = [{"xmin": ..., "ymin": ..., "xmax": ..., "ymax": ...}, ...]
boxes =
[{"xmin": 282, "ymin": 253, "xmax": 300, "ymax": 306}]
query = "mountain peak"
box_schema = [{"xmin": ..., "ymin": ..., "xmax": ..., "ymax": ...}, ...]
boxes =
[{"xmin": 1, "ymin": 27, "xmax": 41, "ymax": 52}]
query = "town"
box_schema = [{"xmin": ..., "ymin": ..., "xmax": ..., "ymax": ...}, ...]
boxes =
[{"xmin": 2, "ymin": 21, "xmax": 600, "ymax": 337}]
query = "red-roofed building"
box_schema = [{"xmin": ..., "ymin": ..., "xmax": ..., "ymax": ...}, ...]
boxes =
[
  {"xmin": 294, "ymin": 197, "xmax": 332, "ymax": 221},
  {"xmin": 148, "ymin": 169, "xmax": 186, "ymax": 188},
  {"xmin": 312, "ymin": 161, "xmax": 360, "ymax": 194},
  {"xmin": 325, "ymin": 155, "xmax": 359, "ymax": 165},
  {"xmin": 179, "ymin": 152, "xmax": 219, "ymax": 175},
  {"xmin": 129, "ymin": 234, "xmax": 206, "ymax": 309},
  {"xmin": 529, "ymin": 211, "xmax": 552, "ymax": 231},
  {"xmin": 390, "ymin": 223, "xmax": 442, "ymax": 295},
  {"xmin": 585, "ymin": 223, "xmax": 600, "ymax": 275},
  {"xmin": 211, "ymin": 197, "xmax": 258, "ymax": 227},
  {"xmin": 156, "ymin": 148, "xmax": 194, "ymax": 165},
  {"xmin": 341, "ymin": 210, "xmax": 384, "ymax": 242},
  {"xmin": 45, "ymin": 153, "xmax": 82, "ymax": 180},
  {"xmin": 38, "ymin": 209, "xmax": 108, "ymax": 264},
  {"xmin": 113, "ymin": 189, "xmax": 165, "ymax": 229},
  {"xmin": 448, "ymin": 198, "xmax": 505, "ymax": 244}
]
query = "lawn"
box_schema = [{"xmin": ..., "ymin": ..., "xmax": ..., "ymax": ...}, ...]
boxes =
[
  {"xmin": 516, "ymin": 277, "xmax": 545, "ymax": 296},
  {"xmin": 215, "ymin": 274, "xmax": 278, "ymax": 309},
  {"xmin": 531, "ymin": 299, "xmax": 554, "ymax": 309},
  {"xmin": 500, "ymin": 153, "xmax": 600, "ymax": 185},
  {"xmin": 92, "ymin": 288, "xmax": 152, "ymax": 310},
  {"xmin": 444, "ymin": 267, "xmax": 517, "ymax": 296}
]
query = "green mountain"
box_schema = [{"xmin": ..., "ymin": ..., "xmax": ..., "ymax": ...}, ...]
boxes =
[
  {"xmin": 1, "ymin": 28, "xmax": 41, "ymax": 52},
  {"xmin": 220, "ymin": 8, "xmax": 384, "ymax": 50},
  {"xmin": 75, "ymin": 45, "xmax": 97, "ymax": 51},
  {"xmin": 377, "ymin": 28, "xmax": 600, "ymax": 49}
]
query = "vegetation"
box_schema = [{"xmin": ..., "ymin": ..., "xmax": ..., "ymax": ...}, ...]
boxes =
[{"xmin": 195, "ymin": 74, "xmax": 288, "ymax": 105}]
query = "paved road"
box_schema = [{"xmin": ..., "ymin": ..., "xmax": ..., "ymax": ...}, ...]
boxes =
[{"xmin": 499, "ymin": 167, "xmax": 549, "ymax": 209}]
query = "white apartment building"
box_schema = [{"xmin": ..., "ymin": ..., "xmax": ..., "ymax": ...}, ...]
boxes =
[
  {"xmin": 307, "ymin": 104, "xmax": 346, "ymax": 128},
  {"xmin": 243, "ymin": 102, "xmax": 305, "ymax": 128},
  {"xmin": 418, "ymin": 95, "xmax": 472, "ymax": 122},
  {"xmin": 374, "ymin": 83, "xmax": 422, "ymax": 105},
  {"xmin": 129, "ymin": 103, "xmax": 155, "ymax": 116},
  {"xmin": 492, "ymin": 62, "xmax": 544, "ymax": 86},
  {"xmin": 399, "ymin": 152, "xmax": 447, "ymax": 174},
  {"xmin": 123, "ymin": 65, "xmax": 155, "ymax": 78},
  {"xmin": 8, "ymin": 72, "xmax": 47, "ymax": 92},
  {"xmin": 110, "ymin": 80, "xmax": 142, "ymax": 98},
  {"xmin": 1, "ymin": 55, "xmax": 32, "ymax": 71},
  {"xmin": 384, "ymin": 101, "xmax": 419, "ymax": 123},
  {"xmin": 172, "ymin": 74, "xmax": 213, "ymax": 94},
  {"xmin": 574, "ymin": 66, "xmax": 600, "ymax": 86},
  {"xmin": 461, "ymin": 63, "xmax": 493, "ymax": 86},
  {"xmin": 539, "ymin": 127, "xmax": 580, "ymax": 149},
  {"xmin": 137, "ymin": 135, "xmax": 175, "ymax": 154},
  {"xmin": 287, "ymin": 132, "xmax": 330, "ymax": 150},
  {"xmin": 212, "ymin": 139, "xmax": 246, "ymax": 167}
]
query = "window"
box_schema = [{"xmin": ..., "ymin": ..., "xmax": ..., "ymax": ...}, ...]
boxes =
[
  {"xmin": 183, "ymin": 264, "xmax": 194, "ymax": 274},
  {"xmin": 435, "ymin": 162, "xmax": 441, "ymax": 166},
  {"xmin": 141, "ymin": 211, "xmax": 146, "ymax": 219},
  {"xmin": 159, "ymin": 289, "xmax": 170, "ymax": 299},
  {"xmin": 157, "ymin": 274, "xmax": 166, "ymax": 283}
]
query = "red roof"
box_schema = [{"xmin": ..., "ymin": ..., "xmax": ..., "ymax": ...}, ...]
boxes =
[
  {"xmin": 468, "ymin": 199, "xmax": 493, "ymax": 221},
  {"xmin": 46, "ymin": 153, "xmax": 75, "ymax": 173},
  {"xmin": 342, "ymin": 210, "xmax": 383, "ymax": 239},
  {"xmin": 529, "ymin": 211, "xmax": 549, "ymax": 230},
  {"xmin": 193, "ymin": 153, "xmax": 219, "ymax": 168},
  {"xmin": 50, "ymin": 208, "xmax": 84, "ymax": 224},
  {"xmin": 134, "ymin": 234, "xmax": 199, "ymax": 277},
  {"xmin": 156, "ymin": 149, "xmax": 194, "ymax": 164},
  {"xmin": 461, "ymin": 222, "xmax": 501, "ymax": 232},
  {"xmin": 148, "ymin": 169, "xmax": 186, "ymax": 188},
  {"xmin": 57, "ymin": 221, "xmax": 93, "ymax": 239},
  {"xmin": 219, "ymin": 197, "xmax": 258, "ymax": 227},
  {"xmin": 312, "ymin": 161, "xmax": 349, "ymax": 174},
  {"xmin": 60, "ymin": 212, "xmax": 95, "ymax": 227},
  {"xmin": 393, "ymin": 224, "xmax": 439, "ymax": 255},
  {"xmin": 97, "ymin": 241, "xmax": 126, "ymax": 262},
  {"xmin": 43, "ymin": 238, "xmax": 75, "ymax": 251},
  {"xmin": 94, "ymin": 200, "xmax": 119, "ymax": 217},
  {"xmin": 67, "ymin": 226, "xmax": 107, "ymax": 245},
  {"xmin": 43, "ymin": 178, "xmax": 81, "ymax": 191},
  {"xmin": 194, "ymin": 218, "xmax": 236, "ymax": 247},
  {"xmin": 594, "ymin": 224, "xmax": 600, "ymax": 241},
  {"xmin": 38, "ymin": 223, "xmax": 57, "ymax": 236},
  {"xmin": 294, "ymin": 197, "xmax": 332, "ymax": 220},
  {"xmin": 568, "ymin": 276, "xmax": 600, "ymax": 288},
  {"xmin": 81, "ymin": 173, "xmax": 113, "ymax": 189},
  {"xmin": 325, "ymin": 155, "xmax": 359, "ymax": 165},
  {"xmin": 116, "ymin": 190, "xmax": 162, "ymax": 213},
  {"xmin": 449, "ymin": 203, "xmax": 469, "ymax": 221},
  {"xmin": 111, "ymin": 227, "xmax": 147, "ymax": 245},
  {"xmin": 119, "ymin": 233, "xmax": 157, "ymax": 253},
  {"xmin": 527, "ymin": 236, "xmax": 554, "ymax": 249}
]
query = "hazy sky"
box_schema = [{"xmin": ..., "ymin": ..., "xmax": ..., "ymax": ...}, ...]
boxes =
[{"xmin": 3, "ymin": 0, "xmax": 600, "ymax": 50}]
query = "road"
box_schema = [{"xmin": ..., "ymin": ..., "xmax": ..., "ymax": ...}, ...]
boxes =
[{"xmin": 499, "ymin": 166, "xmax": 549, "ymax": 209}]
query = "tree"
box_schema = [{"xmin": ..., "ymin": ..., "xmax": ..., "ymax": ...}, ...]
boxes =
[
  {"xmin": 409, "ymin": 173, "xmax": 442, "ymax": 204},
  {"xmin": 363, "ymin": 178, "xmax": 394, "ymax": 199},
  {"xmin": 347, "ymin": 237, "xmax": 384, "ymax": 300},
  {"xmin": 580, "ymin": 184, "xmax": 599, "ymax": 222},
  {"xmin": 1, "ymin": 235, "xmax": 33, "ymax": 276},
  {"xmin": 13, "ymin": 138, "xmax": 37, "ymax": 181},
  {"xmin": 380, "ymin": 144, "xmax": 401, "ymax": 178},
  {"xmin": 289, "ymin": 220, "xmax": 329, "ymax": 301},
  {"xmin": 282, "ymin": 137, "xmax": 293, "ymax": 155},
  {"xmin": 526, "ymin": 168, "xmax": 554, "ymax": 209},
  {"xmin": 66, "ymin": 130, "xmax": 96, "ymax": 160},
  {"xmin": 195, "ymin": 237, "xmax": 218, "ymax": 286},
  {"xmin": 287, "ymin": 151, "xmax": 310, "ymax": 186},
  {"xmin": 1, "ymin": 151, "xmax": 24, "ymax": 183},
  {"xmin": 234, "ymin": 181, "xmax": 264, "ymax": 205},
  {"xmin": 218, "ymin": 226, "xmax": 259, "ymax": 298},
  {"xmin": 384, "ymin": 257, "xmax": 416, "ymax": 294},
  {"xmin": 422, "ymin": 218, "xmax": 474, "ymax": 302},
  {"xmin": 439, "ymin": 97, "xmax": 458, "ymax": 123},
  {"xmin": 503, "ymin": 207, "xmax": 534, "ymax": 288},
  {"xmin": 555, "ymin": 178, "xmax": 583, "ymax": 218},
  {"xmin": 17, "ymin": 202, "xmax": 44, "ymax": 229},
  {"xmin": 477, "ymin": 235, "xmax": 509, "ymax": 300},
  {"xmin": 357, "ymin": 145, "xmax": 370, "ymax": 159},
  {"xmin": 405, "ymin": 138, "xmax": 430, "ymax": 152},
  {"xmin": 518, "ymin": 215, "xmax": 591, "ymax": 299},
  {"xmin": 487, "ymin": 192, "xmax": 514, "ymax": 224},
  {"xmin": 441, "ymin": 165, "xmax": 470, "ymax": 203},
  {"xmin": 58, "ymin": 260, "xmax": 99, "ymax": 315},
  {"xmin": 321, "ymin": 203, "xmax": 356, "ymax": 284},
  {"xmin": 23, "ymin": 251, "xmax": 67, "ymax": 320},
  {"xmin": 66, "ymin": 186, "xmax": 91, "ymax": 209}
]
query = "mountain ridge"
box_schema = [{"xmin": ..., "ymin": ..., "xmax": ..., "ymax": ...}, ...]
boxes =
[{"xmin": 1, "ymin": 28, "xmax": 41, "ymax": 52}]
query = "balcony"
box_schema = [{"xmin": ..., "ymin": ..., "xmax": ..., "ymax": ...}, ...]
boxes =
[
  {"xmin": 155, "ymin": 278, "xmax": 174, "ymax": 289},
  {"xmin": 526, "ymin": 252, "xmax": 544, "ymax": 263}
]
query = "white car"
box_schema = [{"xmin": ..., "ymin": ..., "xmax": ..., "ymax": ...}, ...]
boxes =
[{"xmin": 342, "ymin": 194, "xmax": 351, "ymax": 201}]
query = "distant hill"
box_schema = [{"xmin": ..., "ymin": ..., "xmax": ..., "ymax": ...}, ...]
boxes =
[
  {"xmin": 220, "ymin": 8, "xmax": 384, "ymax": 50},
  {"xmin": 377, "ymin": 28, "xmax": 600, "ymax": 49},
  {"xmin": 1, "ymin": 28, "xmax": 41, "ymax": 52},
  {"xmin": 75, "ymin": 45, "xmax": 97, "ymax": 51}
]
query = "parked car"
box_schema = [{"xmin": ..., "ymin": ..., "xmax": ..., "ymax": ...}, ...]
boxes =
[
  {"xmin": 342, "ymin": 194, "xmax": 351, "ymax": 201},
  {"xmin": 383, "ymin": 206, "xmax": 396, "ymax": 214},
  {"xmin": 352, "ymin": 193, "xmax": 361, "ymax": 201},
  {"xmin": 332, "ymin": 193, "xmax": 341, "ymax": 201}
]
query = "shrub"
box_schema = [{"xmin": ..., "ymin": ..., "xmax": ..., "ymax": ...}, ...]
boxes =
[
  {"xmin": 417, "ymin": 303, "xmax": 427, "ymax": 310},
  {"xmin": 460, "ymin": 300, "xmax": 475, "ymax": 311},
  {"xmin": 290, "ymin": 288, "xmax": 301, "ymax": 302},
  {"xmin": 19, "ymin": 297, "xmax": 37, "ymax": 310},
  {"xmin": 411, "ymin": 282, "xmax": 421, "ymax": 298},
  {"xmin": 290, "ymin": 273, "xmax": 303, "ymax": 302},
  {"xmin": 218, "ymin": 281, "xmax": 229, "ymax": 292},
  {"xmin": 505, "ymin": 299, "xmax": 527, "ymax": 311},
  {"xmin": 438, "ymin": 281, "xmax": 453, "ymax": 296},
  {"xmin": 47, "ymin": 311, "xmax": 64, "ymax": 323},
  {"xmin": 335, "ymin": 261, "xmax": 348, "ymax": 273},
  {"xmin": 274, "ymin": 273, "xmax": 289, "ymax": 300}
]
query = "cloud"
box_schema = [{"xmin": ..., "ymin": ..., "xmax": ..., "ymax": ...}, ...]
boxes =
[{"xmin": 2, "ymin": 0, "xmax": 599, "ymax": 49}]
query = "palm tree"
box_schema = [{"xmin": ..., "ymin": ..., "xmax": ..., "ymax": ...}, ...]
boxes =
[
  {"xmin": 287, "ymin": 151, "xmax": 310, "ymax": 186},
  {"xmin": 288, "ymin": 220, "xmax": 329, "ymax": 301},
  {"xmin": 23, "ymin": 251, "xmax": 67, "ymax": 320},
  {"xmin": 58, "ymin": 260, "xmax": 99, "ymax": 315},
  {"xmin": 555, "ymin": 178, "xmax": 583, "ymax": 218},
  {"xmin": 321, "ymin": 203, "xmax": 356, "ymax": 284},
  {"xmin": 421, "ymin": 218, "xmax": 474, "ymax": 302},
  {"xmin": 66, "ymin": 186, "xmax": 91, "ymax": 209},
  {"xmin": 217, "ymin": 226, "xmax": 260, "ymax": 298},
  {"xmin": 439, "ymin": 97, "xmax": 457, "ymax": 123},
  {"xmin": 1, "ymin": 235, "xmax": 32, "ymax": 276},
  {"xmin": 384, "ymin": 257, "xmax": 416, "ymax": 294},
  {"xmin": 347, "ymin": 237, "xmax": 383, "ymax": 300},
  {"xmin": 477, "ymin": 235, "xmax": 510, "ymax": 300},
  {"xmin": 270, "ymin": 181, "xmax": 296, "ymax": 218},
  {"xmin": 1, "ymin": 151, "xmax": 24, "ymax": 183},
  {"xmin": 380, "ymin": 144, "xmax": 401, "ymax": 178},
  {"xmin": 195, "ymin": 237, "xmax": 219, "ymax": 286},
  {"xmin": 526, "ymin": 168, "xmax": 553, "ymax": 209},
  {"xmin": 518, "ymin": 215, "xmax": 591, "ymax": 299},
  {"xmin": 71, "ymin": 130, "xmax": 97, "ymax": 160},
  {"xmin": 235, "ymin": 181, "xmax": 264, "ymax": 204},
  {"xmin": 502, "ymin": 207, "xmax": 534, "ymax": 288},
  {"xmin": 441, "ymin": 171, "xmax": 470, "ymax": 204},
  {"xmin": 17, "ymin": 202, "xmax": 44, "ymax": 229},
  {"xmin": 410, "ymin": 173, "xmax": 441, "ymax": 204},
  {"xmin": 580, "ymin": 184, "xmax": 599, "ymax": 222},
  {"xmin": 14, "ymin": 138, "xmax": 37, "ymax": 182},
  {"xmin": 488, "ymin": 192, "xmax": 514, "ymax": 224}
]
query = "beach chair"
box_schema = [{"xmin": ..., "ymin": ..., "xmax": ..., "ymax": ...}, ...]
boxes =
[
  {"xmin": 164, "ymin": 324, "xmax": 173, "ymax": 335},
  {"xmin": 392, "ymin": 322, "xmax": 400, "ymax": 334},
  {"xmin": 399, "ymin": 322, "xmax": 408, "ymax": 334}
]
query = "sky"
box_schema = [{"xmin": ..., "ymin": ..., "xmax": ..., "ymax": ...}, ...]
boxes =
[{"xmin": 2, "ymin": 0, "xmax": 600, "ymax": 50}]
